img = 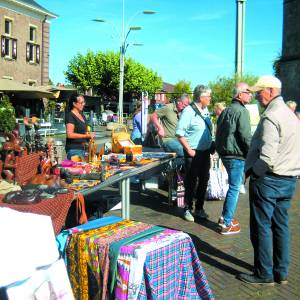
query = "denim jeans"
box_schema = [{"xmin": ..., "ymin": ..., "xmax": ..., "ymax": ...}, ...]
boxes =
[
  {"xmin": 221, "ymin": 158, "xmax": 245, "ymax": 226},
  {"xmin": 184, "ymin": 150, "xmax": 210, "ymax": 211},
  {"xmin": 249, "ymin": 174, "xmax": 296, "ymax": 280},
  {"xmin": 66, "ymin": 149, "xmax": 86, "ymax": 160},
  {"xmin": 162, "ymin": 138, "xmax": 184, "ymax": 157}
]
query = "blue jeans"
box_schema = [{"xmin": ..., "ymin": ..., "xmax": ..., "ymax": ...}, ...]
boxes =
[
  {"xmin": 221, "ymin": 158, "xmax": 245, "ymax": 226},
  {"xmin": 66, "ymin": 149, "xmax": 86, "ymax": 160},
  {"xmin": 249, "ymin": 174, "xmax": 296, "ymax": 280},
  {"xmin": 162, "ymin": 138, "xmax": 184, "ymax": 157}
]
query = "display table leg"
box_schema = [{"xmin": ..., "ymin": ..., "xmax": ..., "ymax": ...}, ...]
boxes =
[{"xmin": 121, "ymin": 178, "xmax": 130, "ymax": 219}]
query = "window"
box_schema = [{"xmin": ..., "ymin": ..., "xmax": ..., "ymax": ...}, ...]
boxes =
[
  {"xmin": 1, "ymin": 18, "xmax": 17, "ymax": 59},
  {"xmin": 26, "ymin": 25, "xmax": 39, "ymax": 64},
  {"xmin": 5, "ymin": 19, "xmax": 12, "ymax": 35},
  {"xmin": 29, "ymin": 26, "xmax": 36, "ymax": 42}
]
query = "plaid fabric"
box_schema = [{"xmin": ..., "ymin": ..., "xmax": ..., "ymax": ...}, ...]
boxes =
[
  {"xmin": 137, "ymin": 235, "xmax": 214, "ymax": 300},
  {"xmin": 14, "ymin": 152, "xmax": 40, "ymax": 185},
  {"xmin": 0, "ymin": 191, "xmax": 75, "ymax": 235}
]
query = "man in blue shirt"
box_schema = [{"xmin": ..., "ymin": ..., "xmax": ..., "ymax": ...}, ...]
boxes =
[{"xmin": 176, "ymin": 85, "xmax": 213, "ymax": 222}]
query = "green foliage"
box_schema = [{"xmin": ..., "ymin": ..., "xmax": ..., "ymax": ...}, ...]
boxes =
[
  {"xmin": 65, "ymin": 50, "xmax": 163, "ymax": 101},
  {"xmin": 0, "ymin": 95, "xmax": 16, "ymax": 132},
  {"xmin": 273, "ymin": 52, "xmax": 282, "ymax": 78},
  {"xmin": 44, "ymin": 99, "xmax": 57, "ymax": 117},
  {"xmin": 208, "ymin": 73, "xmax": 258, "ymax": 108},
  {"xmin": 174, "ymin": 80, "xmax": 192, "ymax": 97}
]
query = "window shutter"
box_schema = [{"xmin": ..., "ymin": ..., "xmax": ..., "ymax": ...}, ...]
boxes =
[
  {"xmin": 12, "ymin": 39, "xmax": 17, "ymax": 59},
  {"xmin": 26, "ymin": 42, "xmax": 30, "ymax": 61},
  {"xmin": 1, "ymin": 36, "xmax": 5, "ymax": 57},
  {"xmin": 36, "ymin": 44, "xmax": 40, "ymax": 64}
]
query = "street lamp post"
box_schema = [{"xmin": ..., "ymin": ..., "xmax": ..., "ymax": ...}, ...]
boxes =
[{"xmin": 93, "ymin": 2, "xmax": 155, "ymax": 124}]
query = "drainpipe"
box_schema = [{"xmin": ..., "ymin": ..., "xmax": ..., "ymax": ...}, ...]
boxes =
[{"xmin": 41, "ymin": 15, "xmax": 48, "ymax": 85}]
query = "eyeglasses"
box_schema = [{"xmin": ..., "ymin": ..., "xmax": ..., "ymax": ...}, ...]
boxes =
[
  {"xmin": 241, "ymin": 91, "xmax": 252, "ymax": 95},
  {"xmin": 77, "ymin": 101, "xmax": 85, "ymax": 105}
]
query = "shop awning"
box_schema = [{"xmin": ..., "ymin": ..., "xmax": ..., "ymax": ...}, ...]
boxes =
[{"xmin": 0, "ymin": 79, "xmax": 54, "ymax": 99}]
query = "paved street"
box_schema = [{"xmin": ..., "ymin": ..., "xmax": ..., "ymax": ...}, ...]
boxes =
[{"xmin": 104, "ymin": 179, "xmax": 300, "ymax": 299}]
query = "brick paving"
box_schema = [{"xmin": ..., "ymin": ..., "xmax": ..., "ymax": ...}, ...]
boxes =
[{"xmin": 104, "ymin": 180, "xmax": 300, "ymax": 300}]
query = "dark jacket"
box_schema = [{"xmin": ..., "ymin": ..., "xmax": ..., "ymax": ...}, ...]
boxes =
[{"xmin": 215, "ymin": 99, "xmax": 251, "ymax": 159}]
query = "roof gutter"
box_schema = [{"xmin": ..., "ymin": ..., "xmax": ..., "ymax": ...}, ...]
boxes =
[{"xmin": 6, "ymin": 0, "xmax": 58, "ymax": 19}]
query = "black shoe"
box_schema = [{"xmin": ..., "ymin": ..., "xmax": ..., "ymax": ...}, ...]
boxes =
[{"xmin": 237, "ymin": 273, "xmax": 275, "ymax": 286}]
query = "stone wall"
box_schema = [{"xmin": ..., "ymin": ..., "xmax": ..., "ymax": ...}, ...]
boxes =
[{"xmin": 280, "ymin": 0, "xmax": 300, "ymax": 106}]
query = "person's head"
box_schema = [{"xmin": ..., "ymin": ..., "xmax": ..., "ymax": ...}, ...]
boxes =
[
  {"xmin": 286, "ymin": 100, "xmax": 297, "ymax": 112},
  {"xmin": 234, "ymin": 82, "xmax": 252, "ymax": 105},
  {"xmin": 249, "ymin": 75, "xmax": 282, "ymax": 108},
  {"xmin": 214, "ymin": 102, "xmax": 226, "ymax": 117},
  {"xmin": 133, "ymin": 101, "xmax": 142, "ymax": 115},
  {"xmin": 175, "ymin": 93, "xmax": 190, "ymax": 112},
  {"xmin": 69, "ymin": 94, "xmax": 85, "ymax": 112},
  {"xmin": 193, "ymin": 85, "xmax": 212, "ymax": 109}
]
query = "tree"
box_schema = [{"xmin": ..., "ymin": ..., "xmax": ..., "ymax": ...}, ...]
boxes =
[
  {"xmin": 65, "ymin": 50, "xmax": 163, "ymax": 101},
  {"xmin": 174, "ymin": 80, "xmax": 192, "ymax": 97},
  {"xmin": 208, "ymin": 73, "xmax": 258, "ymax": 108},
  {"xmin": 0, "ymin": 95, "xmax": 16, "ymax": 133}
]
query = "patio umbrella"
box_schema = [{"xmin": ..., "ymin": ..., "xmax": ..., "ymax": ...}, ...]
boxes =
[{"xmin": 0, "ymin": 79, "xmax": 53, "ymax": 98}]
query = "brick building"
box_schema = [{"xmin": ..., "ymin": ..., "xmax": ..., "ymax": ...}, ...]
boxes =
[{"xmin": 0, "ymin": 0, "xmax": 57, "ymax": 86}]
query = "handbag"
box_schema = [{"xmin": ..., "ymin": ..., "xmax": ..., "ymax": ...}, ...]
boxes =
[
  {"xmin": 176, "ymin": 171, "xmax": 185, "ymax": 208},
  {"xmin": 3, "ymin": 190, "xmax": 41, "ymax": 204}
]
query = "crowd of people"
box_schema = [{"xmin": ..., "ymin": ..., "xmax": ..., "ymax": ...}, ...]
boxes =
[
  {"xmin": 129, "ymin": 74, "xmax": 300, "ymax": 286},
  {"xmin": 64, "ymin": 75, "xmax": 300, "ymax": 286}
]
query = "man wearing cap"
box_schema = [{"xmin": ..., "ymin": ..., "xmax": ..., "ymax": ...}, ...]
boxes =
[
  {"xmin": 215, "ymin": 82, "xmax": 252, "ymax": 235},
  {"xmin": 176, "ymin": 85, "xmax": 213, "ymax": 222},
  {"xmin": 238, "ymin": 75, "xmax": 300, "ymax": 285}
]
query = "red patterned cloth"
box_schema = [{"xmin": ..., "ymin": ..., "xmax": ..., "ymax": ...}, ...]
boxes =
[
  {"xmin": 15, "ymin": 152, "xmax": 40, "ymax": 185},
  {"xmin": 0, "ymin": 192, "xmax": 76, "ymax": 235}
]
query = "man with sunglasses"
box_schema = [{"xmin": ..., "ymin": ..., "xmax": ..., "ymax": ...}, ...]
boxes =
[
  {"xmin": 215, "ymin": 82, "xmax": 252, "ymax": 235},
  {"xmin": 238, "ymin": 75, "xmax": 300, "ymax": 285}
]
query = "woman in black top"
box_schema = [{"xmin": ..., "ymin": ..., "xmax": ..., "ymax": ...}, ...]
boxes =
[{"xmin": 65, "ymin": 94, "xmax": 95, "ymax": 160}]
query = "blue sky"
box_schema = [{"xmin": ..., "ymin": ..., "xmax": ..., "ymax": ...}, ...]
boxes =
[{"xmin": 38, "ymin": 0, "xmax": 283, "ymax": 89}]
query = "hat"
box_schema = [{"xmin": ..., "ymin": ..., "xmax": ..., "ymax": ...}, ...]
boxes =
[{"xmin": 249, "ymin": 75, "xmax": 282, "ymax": 92}]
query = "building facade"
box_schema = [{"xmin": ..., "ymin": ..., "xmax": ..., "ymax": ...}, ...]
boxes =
[{"xmin": 0, "ymin": 0, "xmax": 57, "ymax": 86}]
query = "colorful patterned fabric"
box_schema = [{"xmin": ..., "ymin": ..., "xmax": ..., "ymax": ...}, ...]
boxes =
[
  {"xmin": 66, "ymin": 220, "xmax": 153, "ymax": 300},
  {"xmin": 109, "ymin": 226, "xmax": 166, "ymax": 297},
  {"xmin": 56, "ymin": 216, "xmax": 122, "ymax": 263},
  {"xmin": 116, "ymin": 229, "xmax": 188, "ymax": 300},
  {"xmin": 0, "ymin": 191, "xmax": 75, "ymax": 235},
  {"xmin": 137, "ymin": 234, "xmax": 214, "ymax": 300}
]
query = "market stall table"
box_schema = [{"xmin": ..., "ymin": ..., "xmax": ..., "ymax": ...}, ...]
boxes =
[{"xmin": 73, "ymin": 153, "xmax": 175, "ymax": 220}]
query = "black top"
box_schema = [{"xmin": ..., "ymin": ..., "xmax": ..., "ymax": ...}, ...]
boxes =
[{"xmin": 65, "ymin": 111, "xmax": 88, "ymax": 151}]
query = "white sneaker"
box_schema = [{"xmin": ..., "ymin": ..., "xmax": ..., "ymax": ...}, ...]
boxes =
[
  {"xmin": 184, "ymin": 210, "xmax": 194, "ymax": 222},
  {"xmin": 194, "ymin": 209, "xmax": 209, "ymax": 219}
]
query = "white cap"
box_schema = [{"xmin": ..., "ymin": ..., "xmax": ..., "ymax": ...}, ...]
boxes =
[{"xmin": 249, "ymin": 75, "xmax": 282, "ymax": 92}]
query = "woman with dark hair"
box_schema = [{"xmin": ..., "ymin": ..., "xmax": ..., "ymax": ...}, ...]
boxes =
[
  {"xmin": 130, "ymin": 101, "xmax": 143, "ymax": 145},
  {"xmin": 65, "ymin": 94, "xmax": 95, "ymax": 160}
]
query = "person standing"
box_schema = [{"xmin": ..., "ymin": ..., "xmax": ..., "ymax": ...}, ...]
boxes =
[
  {"xmin": 130, "ymin": 101, "xmax": 143, "ymax": 145},
  {"xmin": 151, "ymin": 94, "xmax": 190, "ymax": 157},
  {"xmin": 238, "ymin": 75, "xmax": 300, "ymax": 285},
  {"xmin": 65, "ymin": 94, "xmax": 95, "ymax": 160},
  {"xmin": 176, "ymin": 85, "xmax": 213, "ymax": 222},
  {"xmin": 215, "ymin": 82, "xmax": 252, "ymax": 235}
]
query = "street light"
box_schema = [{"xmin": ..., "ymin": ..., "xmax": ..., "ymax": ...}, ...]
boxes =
[{"xmin": 93, "ymin": 5, "xmax": 156, "ymax": 124}]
